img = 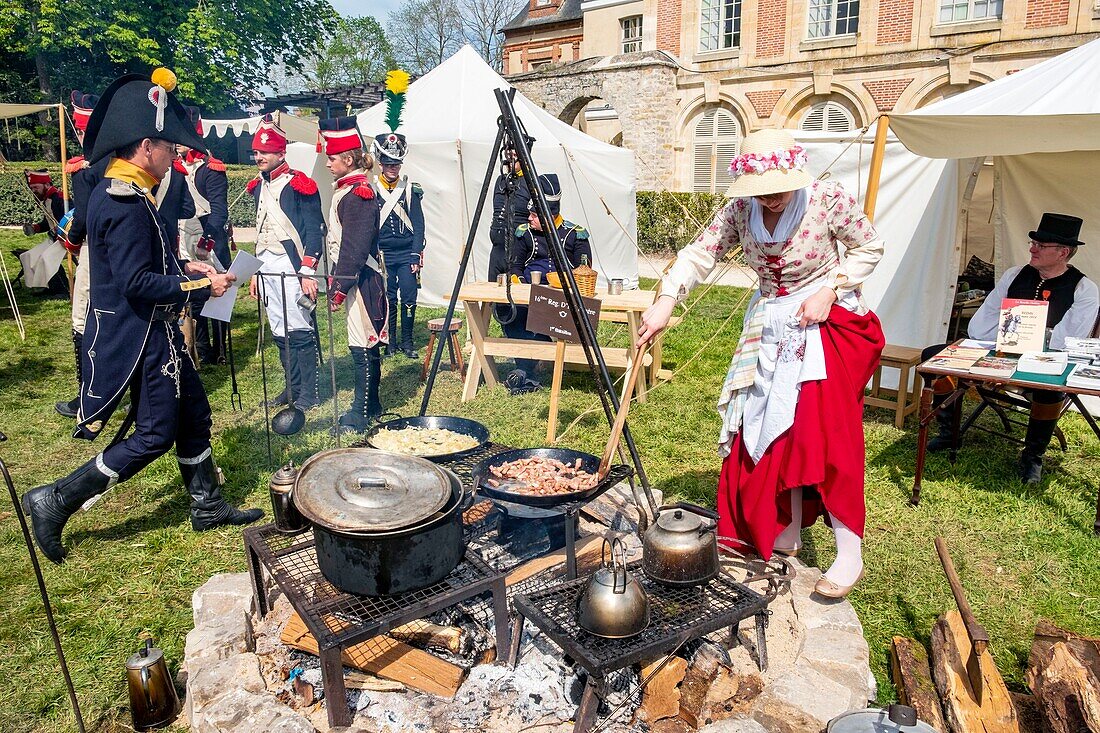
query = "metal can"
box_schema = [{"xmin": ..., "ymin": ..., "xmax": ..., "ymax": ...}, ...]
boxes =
[
  {"xmin": 530, "ymin": 270, "xmax": 543, "ymax": 285},
  {"xmin": 496, "ymin": 274, "xmax": 508, "ymax": 286},
  {"xmin": 297, "ymin": 292, "xmax": 317, "ymax": 313},
  {"xmin": 609, "ymin": 278, "xmax": 624, "ymax": 295}
]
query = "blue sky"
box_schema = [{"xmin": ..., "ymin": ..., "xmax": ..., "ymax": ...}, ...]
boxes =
[{"xmin": 329, "ymin": 0, "xmax": 398, "ymax": 21}]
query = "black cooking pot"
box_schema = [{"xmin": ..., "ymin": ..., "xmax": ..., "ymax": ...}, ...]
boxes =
[{"xmin": 294, "ymin": 449, "xmax": 467, "ymax": 596}]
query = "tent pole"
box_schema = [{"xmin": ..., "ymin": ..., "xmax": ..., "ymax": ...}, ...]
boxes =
[
  {"xmin": 864, "ymin": 114, "xmax": 890, "ymax": 222},
  {"xmin": 58, "ymin": 103, "xmax": 74, "ymax": 297}
]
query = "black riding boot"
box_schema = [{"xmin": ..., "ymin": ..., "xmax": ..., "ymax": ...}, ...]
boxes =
[
  {"xmin": 926, "ymin": 393, "xmax": 956, "ymax": 452},
  {"xmin": 384, "ymin": 304, "xmax": 398, "ymax": 357},
  {"xmin": 182, "ymin": 454, "xmax": 263, "ymax": 531},
  {"xmin": 338, "ymin": 347, "xmax": 371, "ymax": 434},
  {"xmin": 290, "ymin": 330, "xmax": 321, "ymax": 410},
  {"xmin": 194, "ymin": 316, "xmax": 213, "ymax": 364},
  {"xmin": 21, "ymin": 456, "xmax": 115, "ymax": 564},
  {"xmin": 262, "ymin": 335, "xmax": 289, "ymax": 407},
  {"xmin": 1019, "ymin": 415, "xmax": 1059, "ymax": 484},
  {"xmin": 400, "ymin": 304, "xmax": 418, "ymax": 359},
  {"xmin": 366, "ymin": 346, "xmax": 383, "ymax": 417},
  {"xmin": 55, "ymin": 330, "xmax": 83, "ymax": 418}
]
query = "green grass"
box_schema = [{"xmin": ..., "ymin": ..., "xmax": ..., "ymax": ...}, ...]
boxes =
[{"xmin": 1, "ymin": 230, "xmax": 1098, "ymax": 730}]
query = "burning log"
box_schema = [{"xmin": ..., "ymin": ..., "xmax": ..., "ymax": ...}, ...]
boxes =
[
  {"xmin": 930, "ymin": 610, "xmax": 1019, "ymax": 733},
  {"xmin": 678, "ymin": 641, "xmax": 729, "ymax": 728},
  {"xmin": 891, "ymin": 636, "xmax": 948, "ymax": 733},
  {"xmin": 389, "ymin": 620, "xmax": 465, "ymax": 655},
  {"xmin": 1025, "ymin": 623, "xmax": 1100, "ymax": 733},
  {"xmin": 634, "ymin": 656, "xmax": 688, "ymax": 723}
]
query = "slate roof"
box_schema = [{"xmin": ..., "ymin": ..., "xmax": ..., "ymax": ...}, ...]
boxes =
[{"xmin": 501, "ymin": 0, "xmax": 584, "ymax": 32}]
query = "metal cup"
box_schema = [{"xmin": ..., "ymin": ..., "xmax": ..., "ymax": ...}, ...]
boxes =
[
  {"xmin": 297, "ymin": 292, "xmax": 316, "ymax": 313},
  {"xmin": 496, "ymin": 274, "xmax": 507, "ymax": 286},
  {"xmin": 609, "ymin": 279, "xmax": 624, "ymax": 295},
  {"xmin": 530, "ymin": 271, "xmax": 543, "ymax": 285}
]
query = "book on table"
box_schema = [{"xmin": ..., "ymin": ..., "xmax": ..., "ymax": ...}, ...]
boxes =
[
  {"xmin": 1016, "ymin": 350, "xmax": 1069, "ymax": 376},
  {"xmin": 969, "ymin": 355, "xmax": 1018, "ymax": 378},
  {"xmin": 1067, "ymin": 363, "xmax": 1100, "ymax": 390},
  {"xmin": 923, "ymin": 344, "xmax": 989, "ymax": 371},
  {"xmin": 995, "ymin": 298, "xmax": 1048, "ymax": 354}
]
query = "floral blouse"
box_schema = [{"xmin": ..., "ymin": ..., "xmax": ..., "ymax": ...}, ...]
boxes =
[{"xmin": 662, "ymin": 180, "xmax": 884, "ymax": 301}]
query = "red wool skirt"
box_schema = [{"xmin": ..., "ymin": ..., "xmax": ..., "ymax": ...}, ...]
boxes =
[{"xmin": 716, "ymin": 305, "xmax": 884, "ymax": 557}]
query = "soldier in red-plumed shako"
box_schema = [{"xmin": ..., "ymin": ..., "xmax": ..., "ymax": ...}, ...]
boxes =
[
  {"xmin": 179, "ymin": 106, "xmax": 232, "ymax": 365},
  {"xmin": 21, "ymin": 68, "xmax": 262, "ymax": 565},
  {"xmin": 21, "ymin": 169, "xmax": 66, "ymax": 238},
  {"xmin": 320, "ymin": 116, "xmax": 389, "ymax": 433},
  {"xmin": 16, "ymin": 168, "xmax": 68, "ymax": 296},
  {"xmin": 246, "ymin": 115, "xmax": 325, "ymax": 410}
]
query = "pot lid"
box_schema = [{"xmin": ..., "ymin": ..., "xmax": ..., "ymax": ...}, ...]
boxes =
[
  {"xmin": 271, "ymin": 461, "xmax": 298, "ymax": 489},
  {"xmin": 294, "ymin": 448, "xmax": 452, "ymax": 533},
  {"xmin": 656, "ymin": 507, "xmax": 703, "ymax": 533},
  {"xmin": 126, "ymin": 640, "xmax": 164, "ymax": 670},
  {"xmin": 827, "ymin": 706, "xmax": 940, "ymax": 733}
]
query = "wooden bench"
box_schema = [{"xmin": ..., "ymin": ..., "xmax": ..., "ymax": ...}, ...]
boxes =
[{"xmin": 866, "ymin": 344, "xmax": 923, "ymax": 428}]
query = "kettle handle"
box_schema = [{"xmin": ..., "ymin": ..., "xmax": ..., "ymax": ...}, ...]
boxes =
[
  {"xmin": 599, "ymin": 536, "xmax": 630, "ymax": 594},
  {"xmin": 140, "ymin": 666, "xmax": 154, "ymax": 710},
  {"xmin": 658, "ymin": 502, "xmax": 719, "ymax": 524}
]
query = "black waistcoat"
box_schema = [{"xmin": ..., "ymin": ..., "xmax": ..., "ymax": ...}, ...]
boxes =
[{"xmin": 1006, "ymin": 264, "xmax": 1085, "ymax": 328}]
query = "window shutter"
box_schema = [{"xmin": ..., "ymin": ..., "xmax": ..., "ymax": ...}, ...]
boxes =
[{"xmin": 693, "ymin": 108, "xmax": 739, "ymax": 193}]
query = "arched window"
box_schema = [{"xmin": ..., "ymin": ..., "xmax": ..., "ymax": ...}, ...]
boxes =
[
  {"xmin": 692, "ymin": 108, "xmax": 740, "ymax": 193},
  {"xmin": 799, "ymin": 101, "xmax": 855, "ymax": 132}
]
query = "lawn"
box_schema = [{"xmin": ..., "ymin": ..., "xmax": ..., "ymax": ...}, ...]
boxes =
[{"xmin": 0, "ymin": 230, "xmax": 1097, "ymax": 731}]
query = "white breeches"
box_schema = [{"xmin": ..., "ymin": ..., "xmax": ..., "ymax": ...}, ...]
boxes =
[{"xmin": 258, "ymin": 249, "xmax": 312, "ymax": 338}]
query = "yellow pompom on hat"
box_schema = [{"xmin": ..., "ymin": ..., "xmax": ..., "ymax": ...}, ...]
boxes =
[{"xmin": 150, "ymin": 67, "xmax": 177, "ymax": 92}]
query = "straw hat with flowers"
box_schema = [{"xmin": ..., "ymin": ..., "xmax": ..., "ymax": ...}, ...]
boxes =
[{"xmin": 725, "ymin": 129, "xmax": 813, "ymax": 198}]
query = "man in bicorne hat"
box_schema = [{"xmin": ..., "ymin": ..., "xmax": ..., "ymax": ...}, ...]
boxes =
[
  {"xmin": 372, "ymin": 132, "xmax": 425, "ymax": 359},
  {"xmin": 21, "ymin": 68, "xmax": 261, "ymax": 565},
  {"xmin": 923, "ymin": 212, "xmax": 1098, "ymax": 483},
  {"xmin": 246, "ymin": 114, "xmax": 325, "ymax": 410},
  {"xmin": 320, "ymin": 116, "xmax": 389, "ymax": 432},
  {"xmin": 179, "ymin": 106, "xmax": 232, "ymax": 364}
]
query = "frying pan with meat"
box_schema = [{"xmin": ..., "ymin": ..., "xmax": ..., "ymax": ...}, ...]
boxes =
[
  {"xmin": 472, "ymin": 447, "xmax": 616, "ymax": 508},
  {"xmin": 365, "ymin": 415, "xmax": 490, "ymax": 461}
]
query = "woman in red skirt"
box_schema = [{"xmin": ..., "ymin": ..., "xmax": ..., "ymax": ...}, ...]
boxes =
[{"xmin": 639, "ymin": 129, "xmax": 885, "ymax": 598}]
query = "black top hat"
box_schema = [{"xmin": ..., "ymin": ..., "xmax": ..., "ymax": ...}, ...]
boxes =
[
  {"xmin": 1030, "ymin": 212, "xmax": 1085, "ymax": 247},
  {"xmin": 372, "ymin": 132, "xmax": 407, "ymax": 165},
  {"xmin": 83, "ymin": 69, "xmax": 207, "ymax": 164}
]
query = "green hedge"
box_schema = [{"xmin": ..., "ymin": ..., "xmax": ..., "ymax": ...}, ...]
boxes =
[{"xmin": 1, "ymin": 165, "xmax": 724, "ymax": 252}]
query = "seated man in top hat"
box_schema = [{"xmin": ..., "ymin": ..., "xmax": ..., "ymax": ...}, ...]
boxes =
[
  {"xmin": 21, "ymin": 68, "xmax": 260, "ymax": 565},
  {"xmin": 922, "ymin": 212, "xmax": 1099, "ymax": 483}
]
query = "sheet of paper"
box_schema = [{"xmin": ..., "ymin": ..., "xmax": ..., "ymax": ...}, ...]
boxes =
[
  {"xmin": 199, "ymin": 251, "xmax": 263, "ymax": 322},
  {"xmin": 957, "ymin": 338, "xmax": 995, "ymax": 349}
]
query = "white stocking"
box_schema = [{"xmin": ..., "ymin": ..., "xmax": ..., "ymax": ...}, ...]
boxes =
[
  {"xmin": 774, "ymin": 486, "xmax": 803, "ymax": 551},
  {"xmin": 824, "ymin": 512, "xmax": 863, "ymax": 586}
]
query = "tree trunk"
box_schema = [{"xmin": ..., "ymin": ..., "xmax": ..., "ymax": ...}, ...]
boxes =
[{"xmin": 34, "ymin": 51, "xmax": 59, "ymax": 162}]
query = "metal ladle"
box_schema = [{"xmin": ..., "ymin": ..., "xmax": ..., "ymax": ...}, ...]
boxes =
[{"xmin": 272, "ymin": 273, "xmax": 305, "ymax": 436}]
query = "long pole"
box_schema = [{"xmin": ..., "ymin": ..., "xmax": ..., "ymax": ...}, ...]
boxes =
[
  {"xmin": 58, "ymin": 103, "xmax": 74, "ymax": 297},
  {"xmin": 864, "ymin": 114, "xmax": 890, "ymax": 222}
]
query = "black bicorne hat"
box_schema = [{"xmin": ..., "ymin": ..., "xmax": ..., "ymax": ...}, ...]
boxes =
[
  {"xmin": 1030, "ymin": 213, "xmax": 1085, "ymax": 247},
  {"xmin": 83, "ymin": 68, "xmax": 207, "ymax": 164}
]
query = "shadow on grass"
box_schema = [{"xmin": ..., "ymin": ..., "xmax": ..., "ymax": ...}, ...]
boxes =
[{"xmin": 0, "ymin": 355, "xmax": 56, "ymax": 392}]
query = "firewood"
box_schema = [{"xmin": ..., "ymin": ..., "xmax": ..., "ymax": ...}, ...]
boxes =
[
  {"xmin": 891, "ymin": 636, "xmax": 948, "ymax": 733},
  {"xmin": 505, "ymin": 534, "xmax": 604, "ymax": 587},
  {"xmin": 650, "ymin": 718, "xmax": 692, "ymax": 733},
  {"xmin": 700, "ymin": 666, "xmax": 764, "ymax": 725},
  {"xmin": 634, "ymin": 656, "xmax": 688, "ymax": 723},
  {"xmin": 930, "ymin": 610, "xmax": 1019, "ymax": 733},
  {"xmin": 1008, "ymin": 692, "xmax": 1045, "ymax": 733},
  {"xmin": 389, "ymin": 620, "xmax": 464, "ymax": 655},
  {"xmin": 280, "ymin": 612, "xmax": 466, "ymax": 699},
  {"xmin": 1026, "ymin": 641, "xmax": 1100, "ymax": 733},
  {"xmin": 343, "ymin": 670, "xmax": 406, "ymax": 692},
  {"xmin": 1028, "ymin": 620, "xmax": 1100, "ymax": 679},
  {"xmin": 678, "ymin": 642, "xmax": 728, "ymax": 728}
]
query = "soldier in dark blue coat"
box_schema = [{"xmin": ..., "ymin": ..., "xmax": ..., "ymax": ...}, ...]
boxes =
[
  {"xmin": 21, "ymin": 68, "xmax": 261, "ymax": 565},
  {"xmin": 372, "ymin": 132, "xmax": 425, "ymax": 358},
  {"xmin": 246, "ymin": 115, "xmax": 325, "ymax": 410},
  {"xmin": 322, "ymin": 116, "xmax": 389, "ymax": 433},
  {"xmin": 154, "ymin": 156, "xmax": 195, "ymax": 254}
]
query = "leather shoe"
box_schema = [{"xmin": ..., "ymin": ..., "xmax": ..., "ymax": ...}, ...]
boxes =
[
  {"xmin": 813, "ymin": 569, "xmax": 865, "ymax": 599},
  {"xmin": 55, "ymin": 397, "xmax": 79, "ymax": 419}
]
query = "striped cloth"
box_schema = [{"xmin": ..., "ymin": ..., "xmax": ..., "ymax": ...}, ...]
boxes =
[{"xmin": 716, "ymin": 297, "xmax": 767, "ymax": 456}]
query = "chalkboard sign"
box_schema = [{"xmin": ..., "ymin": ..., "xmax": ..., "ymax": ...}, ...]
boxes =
[{"xmin": 526, "ymin": 284, "xmax": 601, "ymax": 343}]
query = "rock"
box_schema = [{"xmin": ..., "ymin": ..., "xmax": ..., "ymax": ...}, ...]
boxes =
[
  {"xmin": 193, "ymin": 573, "xmax": 255, "ymax": 628},
  {"xmin": 799, "ymin": 628, "xmax": 874, "ymax": 708},
  {"xmin": 187, "ymin": 653, "xmax": 266, "ymax": 719},
  {"xmin": 698, "ymin": 717, "xmax": 769, "ymax": 733},
  {"xmin": 191, "ymin": 688, "xmax": 315, "ymax": 733},
  {"xmin": 185, "ymin": 618, "xmax": 250, "ymax": 672},
  {"xmin": 753, "ymin": 666, "xmax": 858, "ymax": 733}
]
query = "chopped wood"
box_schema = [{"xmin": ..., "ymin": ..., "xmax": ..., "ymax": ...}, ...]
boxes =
[
  {"xmin": 1026, "ymin": 640, "xmax": 1100, "ymax": 733},
  {"xmin": 343, "ymin": 670, "xmax": 406, "ymax": 692},
  {"xmin": 650, "ymin": 718, "xmax": 692, "ymax": 733},
  {"xmin": 389, "ymin": 620, "xmax": 464, "ymax": 655},
  {"xmin": 891, "ymin": 636, "xmax": 948, "ymax": 733},
  {"xmin": 678, "ymin": 642, "xmax": 728, "ymax": 729},
  {"xmin": 930, "ymin": 610, "xmax": 1019, "ymax": 733},
  {"xmin": 1008, "ymin": 692, "xmax": 1045, "ymax": 733},
  {"xmin": 292, "ymin": 674, "xmax": 315, "ymax": 707},
  {"xmin": 505, "ymin": 534, "xmax": 604, "ymax": 587},
  {"xmin": 280, "ymin": 612, "xmax": 466, "ymax": 699},
  {"xmin": 462, "ymin": 499, "xmax": 494, "ymax": 525},
  {"xmin": 699, "ymin": 666, "xmax": 763, "ymax": 726},
  {"xmin": 1028, "ymin": 620, "xmax": 1100, "ymax": 678},
  {"xmin": 634, "ymin": 656, "xmax": 688, "ymax": 723}
]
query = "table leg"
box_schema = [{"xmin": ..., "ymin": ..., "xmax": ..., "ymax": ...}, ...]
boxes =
[
  {"xmin": 320, "ymin": 645, "xmax": 352, "ymax": 728},
  {"xmin": 627, "ymin": 312, "xmax": 647, "ymax": 403},
  {"xmin": 911, "ymin": 385, "xmax": 933, "ymax": 506},
  {"xmin": 462, "ymin": 301, "xmax": 498, "ymax": 401},
  {"xmin": 895, "ymin": 364, "xmax": 910, "ymax": 429},
  {"xmin": 573, "ymin": 677, "xmax": 601, "ymax": 733},
  {"xmin": 547, "ymin": 339, "xmax": 567, "ymax": 442},
  {"xmin": 508, "ymin": 614, "xmax": 525, "ymax": 668}
]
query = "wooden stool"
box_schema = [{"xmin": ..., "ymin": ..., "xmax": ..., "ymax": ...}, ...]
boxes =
[
  {"xmin": 865, "ymin": 344, "xmax": 923, "ymax": 428},
  {"xmin": 420, "ymin": 317, "xmax": 466, "ymax": 382}
]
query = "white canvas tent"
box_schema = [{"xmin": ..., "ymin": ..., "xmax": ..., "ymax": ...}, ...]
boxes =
[
  {"xmin": 356, "ymin": 45, "xmax": 639, "ymax": 307},
  {"xmin": 891, "ymin": 38, "xmax": 1100, "ymax": 284}
]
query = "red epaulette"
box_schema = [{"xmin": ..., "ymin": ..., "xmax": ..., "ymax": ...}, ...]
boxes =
[
  {"xmin": 289, "ymin": 170, "xmax": 318, "ymax": 195},
  {"xmin": 173, "ymin": 159, "xmax": 188, "ymax": 175},
  {"xmin": 352, "ymin": 183, "xmax": 374, "ymax": 200},
  {"xmin": 246, "ymin": 177, "xmax": 261, "ymax": 194},
  {"xmin": 64, "ymin": 156, "xmax": 86, "ymax": 174},
  {"xmin": 206, "ymin": 157, "xmax": 227, "ymax": 172}
]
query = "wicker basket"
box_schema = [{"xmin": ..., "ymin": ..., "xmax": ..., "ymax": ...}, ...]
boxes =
[{"xmin": 573, "ymin": 257, "xmax": 598, "ymax": 298}]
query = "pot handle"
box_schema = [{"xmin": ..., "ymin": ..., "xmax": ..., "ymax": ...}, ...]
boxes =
[
  {"xmin": 659, "ymin": 502, "xmax": 719, "ymax": 525},
  {"xmin": 610, "ymin": 537, "xmax": 629, "ymax": 594}
]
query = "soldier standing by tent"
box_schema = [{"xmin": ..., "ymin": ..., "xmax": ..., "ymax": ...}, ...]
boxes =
[
  {"xmin": 21, "ymin": 68, "xmax": 261, "ymax": 565},
  {"xmin": 179, "ymin": 106, "xmax": 232, "ymax": 365},
  {"xmin": 320, "ymin": 116, "xmax": 389, "ymax": 433},
  {"xmin": 372, "ymin": 70, "xmax": 425, "ymax": 359},
  {"xmin": 246, "ymin": 114, "xmax": 325, "ymax": 410}
]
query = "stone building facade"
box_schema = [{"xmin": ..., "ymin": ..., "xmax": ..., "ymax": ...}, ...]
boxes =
[{"xmin": 503, "ymin": 0, "xmax": 1100, "ymax": 191}]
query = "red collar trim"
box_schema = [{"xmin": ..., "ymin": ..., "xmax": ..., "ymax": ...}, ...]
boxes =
[
  {"xmin": 263, "ymin": 161, "xmax": 290, "ymax": 181},
  {"xmin": 337, "ymin": 172, "xmax": 370, "ymax": 189},
  {"xmin": 185, "ymin": 150, "xmax": 207, "ymax": 164}
]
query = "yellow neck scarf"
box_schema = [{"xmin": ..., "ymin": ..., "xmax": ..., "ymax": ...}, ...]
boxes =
[
  {"xmin": 105, "ymin": 157, "xmax": 159, "ymax": 204},
  {"xmin": 379, "ymin": 175, "xmax": 398, "ymax": 191}
]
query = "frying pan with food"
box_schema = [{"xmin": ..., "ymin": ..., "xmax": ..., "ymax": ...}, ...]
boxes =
[
  {"xmin": 365, "ymin": 415, "xmax": 490, "ymax": 461},
  {"xmin": 472, "ymin": 447, "xmax": 615, "ymax": 507}
]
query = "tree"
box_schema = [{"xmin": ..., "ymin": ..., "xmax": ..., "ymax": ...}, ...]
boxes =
[
  {"xmin": 458, "ymin": 0, "xmax": 518, "ymax": 71},
  {"xmin": 386, "ymin": 0, "xmax": 465, "ymax": 76},
  {"xmin": 305, "ymin": 16, "xmax": 397, "ymax": 89}
]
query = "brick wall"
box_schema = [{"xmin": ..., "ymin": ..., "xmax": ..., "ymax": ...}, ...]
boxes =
[
  {"xmin": 863, "ymin": 78, "xmax": 914, "ymax": 111},
  {"xmin": 877, "ymin": 0, "xmax": 915, "ymax": 44},
  {"xmin": 502, "ymin": 34, "xmax": 584, "ymax": 73},
  {"xmin": 1025, "ymin": 0, "xmax": 1070, "ymax": 28},
  {"xmin": 746, "ymin": 90, "xmax": 785, "ymax": 117},
  {"xmin": 755, "ymin": 0, "xmax": 788, "ymax": 57},
  {"xmin": 656, "ymin": 0, "xmax": 683, "ymax": 55}
]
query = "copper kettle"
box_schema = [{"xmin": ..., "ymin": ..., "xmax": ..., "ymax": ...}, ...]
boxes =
[
  {"xmin": 642, "ymin": 502, "xmax": 720, "ymax": 586},
  {"xmin": 126, "ymin": 639, "xmax": 180, "ymax": 731}
]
